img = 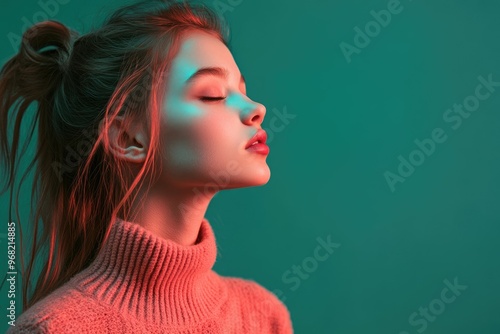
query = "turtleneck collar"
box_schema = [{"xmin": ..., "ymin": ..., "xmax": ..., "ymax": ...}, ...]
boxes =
[{"xmin": 69, "ymin": 217, "xmax": 228, "ymax": 327}]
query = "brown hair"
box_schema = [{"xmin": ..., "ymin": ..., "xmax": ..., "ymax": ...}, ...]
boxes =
[{"xmin": 0, "ymin": 0, "xmax": 228, "ymax": 312}]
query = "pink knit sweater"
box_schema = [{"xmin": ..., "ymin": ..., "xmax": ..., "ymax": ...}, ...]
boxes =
[{"xmin": 7, "ymin": 218, "xmax": 293, "ymax": 333}]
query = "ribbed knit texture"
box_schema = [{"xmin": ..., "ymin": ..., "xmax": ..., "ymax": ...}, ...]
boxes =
[{"xmin": 7, "ymin": 218, "xmax": 293, "ymax": 333}]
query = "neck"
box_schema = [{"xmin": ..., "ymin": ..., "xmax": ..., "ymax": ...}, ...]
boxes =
[{"xmin": 127, "ymin": 182, "xmax": 216, "ymax": 246}]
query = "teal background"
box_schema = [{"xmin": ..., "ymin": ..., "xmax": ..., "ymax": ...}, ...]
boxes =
[{"xmin": 1, "ymin": 0, "xmax": 500, "ymax": 333}]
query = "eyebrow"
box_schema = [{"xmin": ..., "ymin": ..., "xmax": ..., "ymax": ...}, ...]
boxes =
[{"xmin": 185, "ymin": 66, "xmax": 246, "ymax": 86}]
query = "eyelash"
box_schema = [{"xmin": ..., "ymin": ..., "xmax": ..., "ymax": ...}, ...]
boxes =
[{"xmin": 199, "ymin": 96, "xmax": 226, "ymax": 102}]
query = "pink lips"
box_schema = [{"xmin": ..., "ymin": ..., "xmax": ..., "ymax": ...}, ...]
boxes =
[
  {"xmin": 245, "ymin": 129, "xmax": 267, "ymax": 148},
  {"xmin": 246, "ymin": 143, "xmax": 269, "ymax": 155},
  {"xmin": 245, "ymin": 129, "xmax": 269, "ymax": 155}
]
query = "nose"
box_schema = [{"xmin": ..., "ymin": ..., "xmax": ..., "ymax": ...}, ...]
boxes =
[{"xmin": 241, "ymin": 99, "xmax": 266, "ymax": 126}]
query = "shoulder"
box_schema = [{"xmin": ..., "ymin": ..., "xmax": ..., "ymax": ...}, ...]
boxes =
[
  {"xmin": 221, "ymin": 276, "xmax": 294, "ymax": 333},
  {"xmin": 223, "ymin": 276, "xmax": 283, "ymax": 305},
  {"xmin": 6, "ymin": 284, "xmax": 124, "ymax": 334}
]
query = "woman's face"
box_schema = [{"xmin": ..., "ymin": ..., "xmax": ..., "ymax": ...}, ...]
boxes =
[{"xmin": 158, "ymin": 30, "xmax": 270, "ymax": 190}]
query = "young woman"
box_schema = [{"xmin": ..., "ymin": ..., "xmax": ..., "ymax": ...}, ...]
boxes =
[{"xmin": 0, "ymin": 0, "xmax": 293, "ymax": 332}]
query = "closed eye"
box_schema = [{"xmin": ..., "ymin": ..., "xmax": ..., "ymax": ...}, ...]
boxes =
[{"xmin": 200, "ymin": 96, "xmax": 226, "ymax": 102}]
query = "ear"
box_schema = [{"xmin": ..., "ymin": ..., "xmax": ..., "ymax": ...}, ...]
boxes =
[{"xmin": 98, "ymin": 115, "xmax": 148, "ymax": 164}]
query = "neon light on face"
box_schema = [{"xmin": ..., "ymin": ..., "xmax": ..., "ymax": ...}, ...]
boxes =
[{"xmin": 159, "ymin": 30, "xmax": 270, "ymax": 189}]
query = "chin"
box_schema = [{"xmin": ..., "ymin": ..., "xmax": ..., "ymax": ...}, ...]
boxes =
[
  {"xmin": 225, "ymin": 169, "xmax": 271, "ymax": 189},
  {"xmin": 249, "ymin": 167, "xmax": 271, "ymax": 186}
]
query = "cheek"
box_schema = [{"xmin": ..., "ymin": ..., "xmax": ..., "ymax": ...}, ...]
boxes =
[
  {"xmin": 161, "ymin": 106, "xmax": 238, "ymax": 172},
  {"xmin": 187, "ymin": 114, "xmax": 239, "ymax": 157}
]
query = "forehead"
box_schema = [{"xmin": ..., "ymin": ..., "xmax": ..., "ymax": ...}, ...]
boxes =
[{"xmin": 168, "ymin": 30, "xmax": 239, "ymax": 86}]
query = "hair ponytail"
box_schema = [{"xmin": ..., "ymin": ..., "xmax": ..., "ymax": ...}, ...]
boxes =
[
  {"xmin": 16, "ymin": 21, "xmax": 77, "ymax": 100},
  {"xmin": 0, "ymin": 20, "xmax": 79, "ymax": 311}
]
